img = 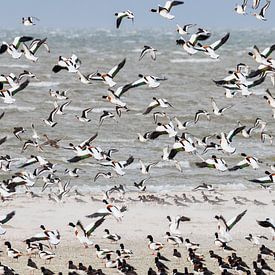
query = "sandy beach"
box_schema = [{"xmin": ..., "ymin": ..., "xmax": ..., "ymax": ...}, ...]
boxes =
[{"xmin": 1, "ymin": 188, "xmax": 275, "ymax": 274}]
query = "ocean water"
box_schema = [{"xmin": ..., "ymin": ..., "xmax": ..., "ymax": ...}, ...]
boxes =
[{"xmin": 0, "ymin": 28, "xmax": 274, "ymax": 193}]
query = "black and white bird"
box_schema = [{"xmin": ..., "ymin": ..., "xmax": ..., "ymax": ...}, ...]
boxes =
[
  {"xmin": 94, "ymin": 171, "xmax": 113, "ymax": 182},
  {"xmin": 86, "ymin": 200, "xmax": 126, "ymax": 222},
  {"xmin": 194, "ymin": 109, "xmax": 210, "ymax": 123},
  {"xmin": 245, "ymin": 233, "xmax": 268, "ymax": 245},
  {"xmin": 143, "ymin": 97, "xmax": 173, "ymax": 115},
  {"xmin": 115, "ymin": 10, "xmax": 134, "ymax": 29},
  {"xmin": 52, "ymin": 54, "xmax": 81, "ymax": 73},
  {"xmin": 234, "ymin": 0, "xmax": 248, "ymax": 15},
  {"xmin": 43, "ymin": 107, "xmax": 58, "ymax": 127},
  {"xmin": 134, "ymin": 178, "xmax": 149, "ymax": 191},
  {"xmin": 89, "ymin": 58, "xmax": 126, "ymax": 87},
  {"xmin": 68, "ymin": 217, "xmax": 105, "ymax": 248},
  {"xmin": 22, "ymin": 16, "xmax": 39, "ymax": 26},
  {"xmin": 22, "ymin": 38, "xmax": 50, "ymax": 62},
  {"xmin": 253, "ymin": 0, "xmax": 261, "ymax": 9},
  {"xmin": 0, "ymin": 36, "xmax": 33, "ymax": 59},
  {"xmin": 195, "ymin": 33, "xmax": 230, "ymax": 59},
  {"xmin": 151, "ymin": 1, "xmax": 184, "ymax": 20},
  {"xmin": 257, "ymin": 218, "xmax": 275, "ymax": 240},
  {"xmin": 139, "ymin": 46, "xmax": 157, "ymax": 61},
  {"xmin": 139, "ymin": 160, "xmax": 159, "ymax": 174},
  {"xmin": 176, "ymin": 23, "xmax": 196, "ymax": 35},
  {"xmin": 215, "ymin": 209, "xmax": 247, "ymax": 242},
  {"xmin": 76, "ymin": 108, "xmax": 93, "ymax": 122},
  {"xmin": 211, "ymin": 98, "xmax": 233, "ymax": 116},
  {"xmin": 167, "ymin": 215, "xmax": 190, "ymax": 235},
  {"xmin": 0, "ymin": 211, "xmax": 15, "ymax": 235},
  {"xmin": 252, "ymin": 0, "xmax": 271, "ymax": 20},
  {"xmin": 103, "ymin": 229, "xmax": 121, "ymax": 242},
  {"xmin": 99, "ymin": 111, "xmax": 116, "ymax": 126}
]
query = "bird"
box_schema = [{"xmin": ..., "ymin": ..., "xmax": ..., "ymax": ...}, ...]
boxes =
[
  {"xmin": 214, "ymin": 209, "xmax": 247, "ymax": 242},
  {"xmin": 103, "ymin": 229, "xmax": 121, "ymax": 242},
  {"xmin": 229, "ymin": 153, "xmax": 260, "ymax": 171},
  {"xmin": 100, "ymin": 155, "xmax": 134, "ymax": 176},
  {"xmin": 195, "ymin": 32, "xmax": 230, "ymax": 59},
  {"xmin": 13, "ymin": 126, "xmax": 26, "ymax": 140},
  {"xmin": 252, "ymin": 0, "xmax": 271, "ymax": 20},
  {"xmin": 0, "ymin": 36, "xmax": 33, "ymax": 59},
  {"xmin": 147, "ymin": 235, "xmax": 164, "ymax": 252},
  {"xmin": 176, "ymin": 23, "xmax": 196, "ymax": 35},
  {"xmin": 94, "ymin": 171, "xmax": 113, "ymax": 182},
  {"xmin": 76, "ymin": 108, "xmax": 93, "ymax": 122},
  {"xmin": 211, "ymin": 98, "xmax": 233, "ymax": 116},
  {"xmin": 86, "ymin": 200, "xmax": 126, "ymax": 221},
  {"xmin": 21, "ymin": 38, "xmax": 50, "ymax": 62},
  {"xmin": 151, "ymin": 1, "xmax": 184, "ymax": 20},
  {"xmin": 43, "ymin": 107, "xmax": 58, "ymax": 127},
  {"xmin": 257, "ymin": 218, "xmax": 275, "ymax": 240},
  {"xmin": 52, "ymin": 54, "xmax": 81, "ymax": 73},
  {"xmin": 139, "ymin": 160, "xmax": 158, "ymax": 174},
  {"xmin": 134, "ymin": 178, "xmax": 149, "ymax": 191},
  {"xmin": 139, "ymin": 46, "xmax": 157, "ymax": 61},
  {"xmin": 22, "ymin": 16, "xmax": 40, "ymax": 26},
  {"xmin": 4, "ymin": 241, "xmax": 23, "ymax": 260},
  {"xmin": 245, "ymin": 233, "xmax": 268, "ymax": 245},
  {"xmin": 89, "ymin": 58, "xmax": 126, "ymax": 87},
  {"xmin": 0, "ymin": 211, "xmax": 15, "ymax": 235},
  {"xmin": 68, "ymin": 217, "xmax": 105, "ymax": 248},
  {"xmin": 99, "ymin": 111, "xmax": 116, "ymax": 126},
  {"xmin": 167, "ymin": 215, "xmax": 190, "ymax": 235},
  {"xmin": 27, "ymin": 258, "xmax": 38, "ymax": 273},
  {"xmin": 234, "ymin": 0, "xmax": 248, "ymax": 15},
  {"xmin": 194, "ymin": 110, "xmax": 210, "ymax": 123},
  {"xmin": 143, "ymin": 97, "xmax": 173, "ymax": 115},
  {"xmin": 115, "ymin": 10, "xmax": 134, "ymax": 29}
]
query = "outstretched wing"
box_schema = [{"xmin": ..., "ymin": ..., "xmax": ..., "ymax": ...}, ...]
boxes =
[
  {"xmin": 210, "ymin": 33, "xmax": 230, "ymax": 51},
  {"xmin": 86, "ymin": 208, "xmax": 110, "ymax": 219},
  {"xmin": 108, "ymin": 58, "xmax": 126, "ymax": 77},
  {"xmin": 0, "ymin": 211, "xmax": 15, "ymax": 224},
  {"xmin": 227, "ymin": 209, "xmax": 247, "ymax": 230},
  {"xmin": 85, "ymin": 217, "xmax": 105, "ymax": 237}
]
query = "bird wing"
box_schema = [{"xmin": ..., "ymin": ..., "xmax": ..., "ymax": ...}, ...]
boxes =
[
  {"xmin": 143, "ymin": 101, "xmax": 158, "ymax": 115},
  {"xmin": 139, "ymin": 47, "xmax": 149, "ymax": 60},
  {"xmin": 86, "ymin": 208, "xmax": 110, "ymax": 219},
  {"xmin": 261, "ymin": 44, "xmax": 275, "ymax": 57},
  {"xmin": 0, "ymin": 211, "xmax": 15, "ymax": 224},
  {"xmin": 227, "ymin": 210, "xmax": 247, "ymax": 230},
  {"xmin": 227, "ymin": 126, "xmax": 245, "ymax": 142},
  {"xmin": 85, "ymin": 217, "xmax": 105, "ymax": 237},
  {"xmin": 165, "ymin": 1, "xmax": 184, "ymax": 11},
  {"xmin": 10, "ymin": 80, "xmax": 30, "ymax": 96},
  {"xmin": 79, "ymin": 132, "xmax": 98, "ymax": 147},
  {"xmin": 127, "ymin": 78, "xmax": 147, "ymax": 89},
  {"xmin": 257, "ymin": 220, "xmax": 275, "ymax": 230},
  {"xmin": 259, "ymin": 0, "xmax": 271, "ymax": 17},
  {"xmin": 121, "ymin": 155, "xmax": 134, "ymax": 167},
  {"xmin": 108, "ymin": 58, "xmax": 126, "ymax": 77},
  {"xmin": 13, "ymin": 36, "xmax": 33, "ymax": 49},
  {"xmin": 210, "ymin": 33, "xmax": 230, "ymax": 51}
]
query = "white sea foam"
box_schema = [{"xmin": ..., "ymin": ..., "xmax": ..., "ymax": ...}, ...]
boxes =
[
  {"xmin": 170, "ymin": 58, "xmax": 218, "ymax": 63},
  {"xmin": 29, "ymin": 81, "xmax": 60, "ymax": 87}
]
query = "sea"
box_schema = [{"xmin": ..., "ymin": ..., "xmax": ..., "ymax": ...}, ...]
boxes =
[{"xmin": 0, "ymin": 27, "xmax": 274, "ymax": 193}]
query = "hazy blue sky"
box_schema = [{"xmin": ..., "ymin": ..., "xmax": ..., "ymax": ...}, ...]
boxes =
[{"xmin": 1, "ymin": 0, "xmax": 274, "ymax": 30}]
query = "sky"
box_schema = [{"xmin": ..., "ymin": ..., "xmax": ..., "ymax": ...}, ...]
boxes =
[{"xmin": 0, "ymin": 0, "xmax": 274, "ymax": 30}]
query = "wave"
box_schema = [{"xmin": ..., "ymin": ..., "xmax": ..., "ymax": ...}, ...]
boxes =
[
  {"xmin": 170, "ymin": 58, "xmax": 218, "ymax": 63},
  {"xmin": 29, "ymin": 81, "xmax": 60, "ymax": 87},
  {"xmin": 0, "ymin": 64, "xmax": 30, "ymax": 68},
  {"xmin": 0, "ymin": 105, "xmax": 36, "ymax": 111}
]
